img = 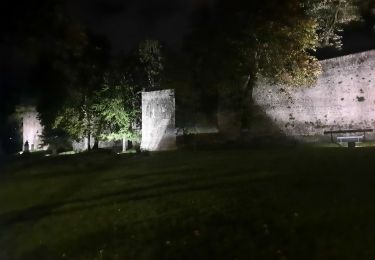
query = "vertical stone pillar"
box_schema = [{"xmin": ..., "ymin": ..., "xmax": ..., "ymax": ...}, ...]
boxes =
[
  {"xmin": 22, "ymin": 107, "xmax": 44, "ymax": 152},
  {"xmin": 141, "ymin": 89, "xmax": 176, "ymax": 151}
]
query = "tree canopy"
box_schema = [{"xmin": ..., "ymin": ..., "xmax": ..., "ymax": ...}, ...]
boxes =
[
  {"xmin": 306, "ymin": 0, "xmax": 361, "ymax": 49},
  {"xmin": 138, "ymin": 40, "xmax": 164, "ymax": 90},
  {"xmin": 184, "ymin": 0, "xmax": 361, "ymax": 136},
  {"xmin": 93, "ymin": 70, "xmax": 141, "ymax": 142},
  {"xmin": 188, "ymin": 0, "xmax": 361, "ymax": 90},
  {"xmin": 54, "ymin": 48, "xmax": 143, "ymax": 151}
]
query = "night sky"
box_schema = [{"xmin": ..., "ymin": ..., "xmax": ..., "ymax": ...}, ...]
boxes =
[
  {"xmin": 67, "ymin": 0, "xmax": 216, "ymax": 53},
  {"xmin": 65, "ymin": 0, "xmax": 374, "ymax": 56},
  {"xmin": 0, "ymin": 0, "xmax": 217, "ymax": 102}
]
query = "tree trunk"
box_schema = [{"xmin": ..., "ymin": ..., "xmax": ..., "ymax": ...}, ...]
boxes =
[
  {"xmin": 93, "ymin": 139, "xmax": 99, "ymax": 150},
  {"xmin": 122, "ymin": 137, "xmax": 127, "ymax": 153},
  {"xmin": 217, "ymin": 84, "xmax": 242, "ymax": 141},
  {"xmin": 87, "ymin": 133, "xmax": 91, "ymax": 151},
  {"xmin": 52, "ymin": 146, "xmax": 58, "ymax": 156},
  {"xmin": 241, "ymin": 73, "xmax": 256, "ymax": 130},
  {"xmin": 93, "ymin": 120, "xmax": 103, "ymax": 151},
  {"xmin": 0, "ymin": 140, "xmax": 4, "ymax": 165}
]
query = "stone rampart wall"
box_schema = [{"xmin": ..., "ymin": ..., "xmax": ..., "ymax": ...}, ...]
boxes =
[{"xmin": 253, "ymin": 50, "xmax": 375, "ymax": 140}]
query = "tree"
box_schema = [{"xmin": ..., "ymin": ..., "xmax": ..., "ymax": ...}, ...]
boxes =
[
  {"xmin": 187, "ymin": 0, "xmax": 361, "ymax": 138},
  {"xmin": 53, "ymin": 88, "xmax": 101, "ymax": 151},
  {"xmin": 138, "ymin": 40, "xmax": 164, "ymax": 90},
  {"xmin": 93, "ymin": 69, "xmax": 141, "ymax": 152},
  {"xmin": 305, "ymin": 0, "xmax": 361, "ymax": 49},
  {"xmin": 53, "ymin": 34, "xmax": 109, "ymax": 151},
  {"xmin": 1, "ymin": 0, "xmax": 112, "ymax": 152},
  {"xmin": 0, "ymin": 0, "xmax": 89, "ymax": 153}
]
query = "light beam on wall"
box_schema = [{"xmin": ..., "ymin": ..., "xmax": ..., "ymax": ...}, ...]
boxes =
[{"xmin": 252, "ymin": 50, "xmax": 375, "ymax": 140}]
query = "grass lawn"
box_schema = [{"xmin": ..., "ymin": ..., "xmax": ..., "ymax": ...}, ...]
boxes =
[{"xmin": 1, "ymin": 147, "xmax": 375, "ymax": 259}]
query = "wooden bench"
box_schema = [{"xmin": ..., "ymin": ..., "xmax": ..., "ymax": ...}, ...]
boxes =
[{"xmin": 324, "ymin": 129, "xmax": 373, "ymax": 147}]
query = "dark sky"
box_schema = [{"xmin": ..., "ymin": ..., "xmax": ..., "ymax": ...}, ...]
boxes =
[
  {"xmin": 65, "ymin": 0, "xmax": 374, "ymax": 56},
  {"xmin": 67, "ymin": 0, "xmax": 215, "ymax": 53},
  {"xmin": 318, "ymin": 9, "xmax": 375, "ymax": 59}
]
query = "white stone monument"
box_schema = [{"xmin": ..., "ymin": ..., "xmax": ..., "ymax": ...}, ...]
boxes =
[{"xmin": 141, "ymin": 89, "xmax": 176, "ymax": 151}]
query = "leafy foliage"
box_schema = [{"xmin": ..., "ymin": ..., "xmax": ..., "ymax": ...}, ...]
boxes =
[
  {"xmin": 305, "ymin": 0, "xmax": 361, "ymax": 49},
  {"xmin": 189, "ymin": 0, "xmax": 361, "ymax": 91},
  {"xmin": 54, "ymin": 63, "xmax": 141, "ymax": 148},
  {"xmin": 40, "ymin": 128, "xmax": 72, "ymax": 154},
  {"xmin": 51, "ymin": 32, "xmax": 109, "ymax": 149},
  {"xmin": 1, "ymin": 0, "xmax": 92, "ymax": 152},
  {"xmin": 185, "ymin": 0, "xmax": 362, "ymax": 134},
  {"xmin": 189, "ymin": 0, "xmax": 319, "ymax": 94},
  {"xmin": 93, "ymin": 72, "xmax": 141, "ymax": 142},
  {"xmin": 236, "ymin": 4, "xmax": 322, "ymax": 87},
  {"xmin": 138, "ymin": 40, "xmax": 164, "ymax": 90},
  {"xmin": 53, "ymin": 90, "xmax": 100, "ymax": 142}
]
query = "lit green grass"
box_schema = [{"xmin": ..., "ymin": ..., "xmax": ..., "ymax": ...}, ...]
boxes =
[{"xmin": 1, "ymin": 147, "xmax": 375, "ymax": 259}]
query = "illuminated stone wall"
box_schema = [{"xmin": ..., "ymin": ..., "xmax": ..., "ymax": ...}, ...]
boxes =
[
  {"xmin": 141, "ymin": 89, "xmax": 176, "ymax": 151},
  {"xmin": 22, "ymin": 107, "xmax": 44, "ymax": 151},
  {"xmin": 253, "ymin": 50, "xmax": 375, "ymax": 140}
]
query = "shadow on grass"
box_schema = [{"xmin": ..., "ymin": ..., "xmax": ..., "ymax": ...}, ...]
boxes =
[
  {"xmin": 20, "ymin": 207, "xmax": 264, "ymax": 260},
  {"xmin": 0, "ymin": 167, "xmax": 282, "ymax": 228},
  {"xmin": 19, "ymin": 167, "xmax": 375, "ymax": 259},
  {"xmin": 0, "ymin": 152, "xmax": 138, "ymax": 183},
  {"xmin": 4, "ymin": 148, "xmax": 375, "ymax": 259}
]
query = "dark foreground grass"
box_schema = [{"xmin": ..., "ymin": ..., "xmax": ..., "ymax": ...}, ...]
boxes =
[{"xmin": 1, "ymin": 147, "xmax": 375, "ymax": 259}]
